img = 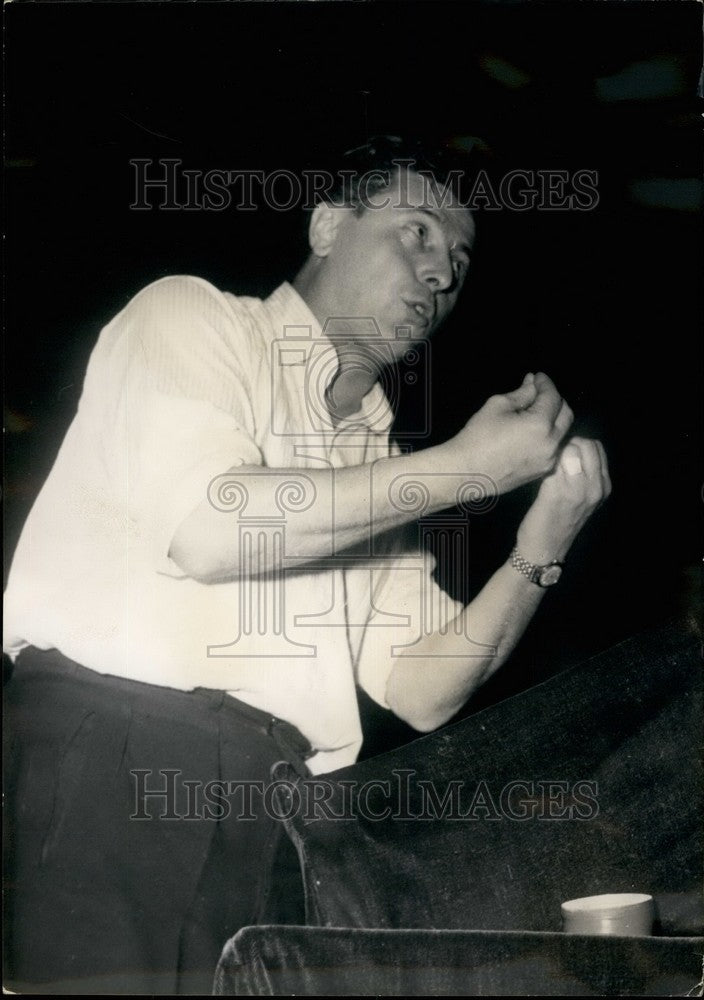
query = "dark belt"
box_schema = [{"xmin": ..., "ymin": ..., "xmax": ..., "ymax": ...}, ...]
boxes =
[
  {"xmin": 12, "ymin": 645, "xmax": 315, "ymax": 777},
  {"xmin": 208, "ymin": 686, "xmax": 315, "ymax": 778}
]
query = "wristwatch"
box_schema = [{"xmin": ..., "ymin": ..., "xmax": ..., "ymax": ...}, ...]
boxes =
[{"xmin": 510, "ymin": 546, "xmax": 564, "ymax": 587}]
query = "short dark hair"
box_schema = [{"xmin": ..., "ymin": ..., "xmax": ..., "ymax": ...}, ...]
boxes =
[
  {"xmin": 294, "ymin": 134, "xmax": 479, "ymax": 264},
  {"xmin": 320, "ymin": 134, "xmax": 476, "ymax": 211}
]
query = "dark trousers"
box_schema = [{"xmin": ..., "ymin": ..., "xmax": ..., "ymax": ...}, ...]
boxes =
[{"xmin": 3, "ymin": 647, "xmax": 311, "ymax": 995}]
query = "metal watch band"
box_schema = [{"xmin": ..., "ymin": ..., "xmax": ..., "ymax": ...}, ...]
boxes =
[{"xmin": 510, "ymin": 546, "xmax": 563, "ymax": 587}]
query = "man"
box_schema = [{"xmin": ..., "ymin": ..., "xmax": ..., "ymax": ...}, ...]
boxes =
[{"xmin": 3, "ymin": 136, "xmax": 610, "ymax": 993}]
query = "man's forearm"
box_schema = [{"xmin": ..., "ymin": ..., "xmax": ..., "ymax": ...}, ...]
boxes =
[
  {"xmin": 169, "ymin": 374, "xmax": 574, "ymax": 582},
  {"xmin": 384, "ymin": 556, "xmax": 546, "ymax": 732},
  {"xmin": 385, "ymin": 435, "xmax": 611, "ymax": 731},
  {"xmin": 169, "ymin": 444, "xmax": 461, "ymax": 581}
]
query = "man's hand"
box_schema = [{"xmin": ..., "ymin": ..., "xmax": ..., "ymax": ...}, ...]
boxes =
[
  {"xmin": 516, "ymin": 436, "xmax": 612, "ymax": 565},
  {"xmin": 446, "ymin": 372, "xmax": 574, "ymax": 494}
]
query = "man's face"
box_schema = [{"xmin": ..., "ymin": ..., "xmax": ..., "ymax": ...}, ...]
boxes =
[{"xmin": 318, "ymin": 168, "xmax": 475, "ymax": 358}]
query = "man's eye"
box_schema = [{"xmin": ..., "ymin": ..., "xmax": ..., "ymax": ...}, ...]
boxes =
[{"xmin": 408, "ymin": 222, "xmax": 427, "ymax": 241}]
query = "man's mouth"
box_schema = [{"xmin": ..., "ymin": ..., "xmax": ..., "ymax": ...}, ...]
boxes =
[{"xmin": 403, "ymin": 299, "xmax": 433, "ymax": 327}]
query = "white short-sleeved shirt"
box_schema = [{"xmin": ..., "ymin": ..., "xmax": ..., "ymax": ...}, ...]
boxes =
[{"xmin": 3, "ymin": 277, "xmax": 462, "ymax": 773}]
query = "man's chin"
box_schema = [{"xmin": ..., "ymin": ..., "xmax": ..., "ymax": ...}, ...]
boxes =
[{"xmin": 387, "ymin": 329, "xmax": 430, "ymax": 353}]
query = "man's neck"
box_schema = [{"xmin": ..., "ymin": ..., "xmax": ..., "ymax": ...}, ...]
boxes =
[
  {"xmin": 324, "ymin": 353, "xmax": 378, "ymax": 422},
  {"xmin": 292, "ymin": 268, "xmax": 380, "ymax": 423}
]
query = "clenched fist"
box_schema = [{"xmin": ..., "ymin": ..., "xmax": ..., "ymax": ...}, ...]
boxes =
[
  {"xmin": 447, "ymin": 372, "xmax": 574, "ymax": 494},
  {"xmin": 516, "ymin": 436, "xmax": 612, "ymax": 565}
]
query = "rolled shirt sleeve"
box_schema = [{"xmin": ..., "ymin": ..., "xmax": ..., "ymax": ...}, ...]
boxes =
[{"xmin": 351, "ymin": 534, "xmax": 465, "ymax": 710}]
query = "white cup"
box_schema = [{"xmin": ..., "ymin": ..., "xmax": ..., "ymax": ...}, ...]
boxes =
[{"xmin": 561, "ymin": 893, "xmax": 655, "ymax": 936}]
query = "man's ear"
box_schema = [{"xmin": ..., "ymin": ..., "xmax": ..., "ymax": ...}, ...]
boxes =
[{"xmin": 308, "ymin": 201, "xmax": 347, "ymax": 258}]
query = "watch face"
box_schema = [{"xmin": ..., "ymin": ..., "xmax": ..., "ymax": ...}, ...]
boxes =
[{"xmin": 539, "ymin": 565, "xmax": 563, "ymax": 587}]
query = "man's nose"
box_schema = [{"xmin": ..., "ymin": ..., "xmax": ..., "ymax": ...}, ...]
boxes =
[{"xmin": 417, "ymin": 250, "xmax": 454, "ymax": 293}]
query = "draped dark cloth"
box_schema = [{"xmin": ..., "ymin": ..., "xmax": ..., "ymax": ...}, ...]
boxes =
[
  {"xmin": 214, "ymin": 617, "xmax": 702, "ymax": 995},
  {"xmin": 214, "ymin": 926, "xmax": 703, "ymax": 996}
]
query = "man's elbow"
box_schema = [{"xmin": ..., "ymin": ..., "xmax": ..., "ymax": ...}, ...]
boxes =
[
  {"xmin": 168, "ymin": 529, "xmax": 228, "ymax": 583},
  {"xmin": 385, "ymin": 693, "xmax": 450, "ymax": 734},
  {"xmin": 169, "ymin": 545, "xmax": 216, "ymax": 583},
  {"xmin": 407, "ymin": 713, "xmax": 445, "ymax": 734}
]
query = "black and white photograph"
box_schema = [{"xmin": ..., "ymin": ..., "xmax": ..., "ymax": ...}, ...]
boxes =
[{"xmin": 3, "ymin": 0, "xmax": 703, "ymax": 995}]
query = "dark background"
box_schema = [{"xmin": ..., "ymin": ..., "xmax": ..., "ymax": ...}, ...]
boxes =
[{"xmin": 5, "ymin": 1, "xmax": 702, "ymax": 754}]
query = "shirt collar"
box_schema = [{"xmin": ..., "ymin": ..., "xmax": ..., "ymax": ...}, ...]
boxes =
[
  {"xmin": 263, "ymin": 282, "xmax": 395, "ymax": 435},
  {"xmin": 264, "ymin": 280, "xmax": 324, "ymax": 341}
]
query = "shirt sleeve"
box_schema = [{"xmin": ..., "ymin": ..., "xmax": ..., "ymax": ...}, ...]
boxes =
[
  {"xmin": 95, "ymin": 275, "xmax": 265, "ymax": 577},
  {"xmin": 353, "ymin": 529, "xmax": 465, "ymax": 709}
]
